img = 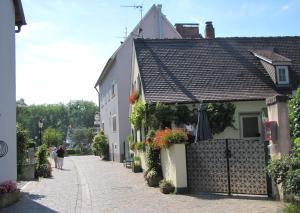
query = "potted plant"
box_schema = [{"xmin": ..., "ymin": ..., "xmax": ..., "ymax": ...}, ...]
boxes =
[
  {"xmin": 159, "ymin": 179, "xmax": 175, "ymax": 194},
  {"xmin": 132, "ymin": 156, "xmax": 142, "ymax": 173},
  {"xmin": 0, "ymin": 180, "xmax": 21, "ymax": 208}
]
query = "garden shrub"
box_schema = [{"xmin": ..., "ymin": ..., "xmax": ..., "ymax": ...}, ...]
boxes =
[
  {"xmin": 129, "ymin": 141, "xmax": 137, "ymax": 151},
  {"xmin": 66, "ymin": 148, "xmax": 81, "ymax": 155},
  {"xmin": 16, "ymin": 123, "xmax": 30, "ymax": 179},
  {"xmin": 92, "ymin": 130, "xmax": 109, "ymax": 160},
  {"xmin": 289, "ymin": 87, "xmax": 300, "ymax": 138},
  {"xmin": 129, "ymin": 99, "xmax": 145, "ymax": 129},
  {"xmin": 35, "ymin": 144, "xmax": 51, "ymax": 178},
  {"xmin": 267, "ymin": 155, "xmax": 300, "ymax": 196},
  {"xmin": 159, "ymin": 179, "xmax": 175, "ymax": 194},
  {"xmin": 135, "ymin": 142, "xmax": 145, "ymax": 151}
]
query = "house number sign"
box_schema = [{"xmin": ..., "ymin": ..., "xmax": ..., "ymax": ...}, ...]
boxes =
[{"xmin": 0, "ymin": 140, "xmax": 8, "ymax": 157}]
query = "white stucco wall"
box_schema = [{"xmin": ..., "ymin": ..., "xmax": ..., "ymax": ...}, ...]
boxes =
[
  {"xmin": 160, "ymin": 144, "xmax": 187, "ymax": 189},
  {"xmin": 214, "ymin": 100, "xmax": 267, "ymax": 139},
  {"xmin": 98, "ymin": 5, "xmax": 180, "ymax": 162},
  {"xmin": 0, "ymin": 0, "xmax": 17, "ymax": 182}
]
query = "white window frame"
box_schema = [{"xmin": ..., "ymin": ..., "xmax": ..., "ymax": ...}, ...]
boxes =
[
  {"xmin": 112, "ymin": 115, "xmax": 117, "ymax": 132},
  {"xmin": 239, "ymin": 113, "xmax": 262, "ymax": 139},
  {"xmin": 276, "ymin": 66, "xmax": 289, "ymax": 84}
]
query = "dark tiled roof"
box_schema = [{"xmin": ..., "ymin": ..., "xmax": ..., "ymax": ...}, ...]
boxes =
[{"xmin": 134, "ymin": 37, "xmax": 300, "ymax": 104}]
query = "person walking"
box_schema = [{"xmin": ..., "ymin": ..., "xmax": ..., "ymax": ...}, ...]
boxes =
[
  {"xmin": 50, "ymin": 146, "xmax": 58, "ymax": 168},
  {"xmin": 56, "ymin": 145, "xmax": 65, "ymax": 170}
]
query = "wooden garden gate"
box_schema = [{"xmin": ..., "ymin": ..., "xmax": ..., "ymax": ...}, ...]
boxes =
[{"xmin": 186, "ymin": 139, "xmax": 270, "ymax": 195}]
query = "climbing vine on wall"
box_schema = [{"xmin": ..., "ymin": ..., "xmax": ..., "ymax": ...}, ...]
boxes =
[{"xmin": 130, "ymin": 100, "xmax": 236, "ymax": 135}]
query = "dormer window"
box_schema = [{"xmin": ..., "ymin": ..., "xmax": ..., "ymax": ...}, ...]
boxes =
[{"xmin": 276, "ymin": 66, "xmax": 289, "ymax": 84}]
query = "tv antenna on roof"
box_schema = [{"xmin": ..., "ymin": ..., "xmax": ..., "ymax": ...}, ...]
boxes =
[{"xmin": 121, "ymin": 4, "xmax": 143, "ymax": 20}]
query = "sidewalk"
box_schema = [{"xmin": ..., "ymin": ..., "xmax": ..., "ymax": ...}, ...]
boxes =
[{"xmin": 2, "ymin": 158, "xmax": 80, "ymax": 213}]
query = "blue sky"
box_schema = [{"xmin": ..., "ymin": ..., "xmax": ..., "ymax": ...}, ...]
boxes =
[{"xmin": 16, "ymin": 0, "xmax": 300, "ymax": 105}]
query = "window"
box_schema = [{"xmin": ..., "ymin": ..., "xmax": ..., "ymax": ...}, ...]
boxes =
[
  {"xmin": 111, "ymin": 84, "xmax": 115, "ymax": 97},
  {"xmin": 112, "ymin": 115, "xmax": 117, "ymax": 132},
  {"xmin": 276, "ymin": 66, "xmax": 289, "ymax": 84},
  {"xmin": 240, "ymin": 114, "xmax": 261, "ymax": 138}
]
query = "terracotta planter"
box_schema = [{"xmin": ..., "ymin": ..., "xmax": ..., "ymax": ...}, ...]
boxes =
[{"xmin": 0, "ymin": 190, "xmax": 21, "ymax": 208}]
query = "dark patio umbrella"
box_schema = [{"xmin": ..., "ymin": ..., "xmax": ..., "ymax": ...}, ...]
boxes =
[{"xmin": 195, "ymin": 104, "xmax": 212, "ymax": 142}]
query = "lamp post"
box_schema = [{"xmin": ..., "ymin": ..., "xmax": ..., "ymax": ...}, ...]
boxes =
[{"xmin": 38, "ymin": 119, "xmax": 43, "ymax": 145}]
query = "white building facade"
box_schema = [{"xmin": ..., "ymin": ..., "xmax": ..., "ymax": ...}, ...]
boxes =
[
  {"xmin": 0, "ymin": 0, "xmax": 26, "ymax": 182},
  {"xmin": 94, "ymin": 5, "xmax": 181, "ymax": 162}
]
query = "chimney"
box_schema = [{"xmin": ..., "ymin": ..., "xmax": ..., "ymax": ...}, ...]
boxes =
[
  {"xmin": 175, "ymin": 23, "xmax": 201, "ymax": 38},
  {"xmin": 204, "ymin": 21, "xmax": 215, "ymax": 39}
]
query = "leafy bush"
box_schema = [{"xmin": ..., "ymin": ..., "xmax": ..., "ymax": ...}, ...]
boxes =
[
  {"xmin": 135, "ymin": 142, "xmax": 145, "ymax": 151},
  {"xmin": 289, "ymin": 87, "xmax": 300, "ymax": 138},
  {"xmin": 155, "ymin": 128, "xmax": 188, "ymax": 149},
  {"xmin": 16, "ymin": 123, "xmax": 30, "ymax": 179},
  {"xmin": 92, "ymin": 131, "xmax": 109, "ymax": 160},
  {"xmin": 66, "ymin": 148, "xmax": 81, "ymax": 155},
  {"xmin": 284, "ymin": 203, "xmax": 300, "ymax": 213},
  {"xmin": 267, "ymin": 156, "xmax": 300, "ymax": 196},
  {"xmin": 35, "ymin": 144, "xmax": 52, "ymax": 178},
  {"xmin": 207, "ymin": 102, "xmax": 236, "ymax": 135},
  {"xmin": 35, "ymin": 161, "xmax": 52, "ymax": 178},
  {"xmin": 292, "ymin": 138, "xmax": 300, "ymax": 157},
  {"xmin": 129, "ymin": 99, "xmax": 145, "ymax": 129},
  {"xmin": 159, "ymin": 179, "xmax": 175, "ymax": 194},
  {"xmin": 129, "ymin": 142, "xmax": 137, "ymax": 151}
]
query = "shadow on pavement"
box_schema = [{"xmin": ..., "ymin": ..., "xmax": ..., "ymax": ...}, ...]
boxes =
[
  {"xmin": 1, "ymin": 192, "xmax": 58, "ymax": 213},
  {"xmin": 185, "ymin": 192, "xmax": 272, "ymax": 201}
]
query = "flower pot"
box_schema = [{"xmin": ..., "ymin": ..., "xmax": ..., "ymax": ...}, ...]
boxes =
[
  {"xmin": 0, "ymin": 190, "xmax": 21, "ymax": 208},
  {"xmin": 160, "ymin": 185, "xmax": 175, "ymax": 194},
  {"xmin": 132, "ymin": 165, "xmax": 142, "ymax": 173}
]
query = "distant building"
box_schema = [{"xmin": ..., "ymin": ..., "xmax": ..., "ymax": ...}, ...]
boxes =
[
  {"xmin": 0, "ymin": 0, "xmax": 26, "ymax": 182},
  {"xmin": 94, "ymin": 4, "xmax": 182, "ymax": 162}
]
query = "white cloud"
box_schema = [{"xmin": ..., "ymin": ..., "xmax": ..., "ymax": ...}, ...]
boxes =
[{"xmin": 282, "ymin": 4, "xmax": 290, "ymax": 10}]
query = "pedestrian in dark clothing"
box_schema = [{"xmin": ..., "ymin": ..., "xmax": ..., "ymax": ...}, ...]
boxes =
[{"xmin": 56, "ymin": 146, "xmax": 65, "ymax": 169}]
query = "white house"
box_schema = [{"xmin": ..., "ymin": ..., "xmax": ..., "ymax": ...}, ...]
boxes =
[
  {"xmin": 94, "ymin": 4, "xmax": 183, "ymax": 162},
  {"xmin": 0, "ymin": 0, "xmax": 26, "ymax": 182}
]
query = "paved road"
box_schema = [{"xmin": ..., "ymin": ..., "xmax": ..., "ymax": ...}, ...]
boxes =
[{"xmin": 2, "ymin": 156, "xmax": 283, "ymax": 213}]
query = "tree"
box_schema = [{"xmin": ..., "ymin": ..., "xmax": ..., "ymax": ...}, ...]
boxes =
[
  {"xmin": 42, "ymin": 127, "xmax": 64, "ymax": 147},
  {"xmin": 69, "ymin": 127, "xmax": 95, "ymax": 148},
  {"xmin": 67, "ymin": 100, "xmax": 98, "ymax": 128}
]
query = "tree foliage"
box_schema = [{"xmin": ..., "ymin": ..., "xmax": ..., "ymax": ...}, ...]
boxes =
[
  {"xmin": 42, "ymin": 127, "xmax": 64, "ymax": 147},
  {"xmin": 16, "ymin": 99, "xmax": 98, "ymax": 141},
  {"xmin": 69, "ymin": 127, "xmax": 95, "ymax": 147}
]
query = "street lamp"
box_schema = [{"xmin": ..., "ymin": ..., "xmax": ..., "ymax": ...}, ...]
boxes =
[{"xmin": 38, "ymin": 119, "xmax": 43, "ymax": 145}]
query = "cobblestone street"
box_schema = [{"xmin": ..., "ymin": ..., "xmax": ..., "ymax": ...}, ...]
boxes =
[{"xmin": 2, "ymin": 156, "xmax": 283, "ymax": 213}]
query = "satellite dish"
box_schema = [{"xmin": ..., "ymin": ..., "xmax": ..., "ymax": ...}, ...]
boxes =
[{"xmin": 0, "ymin": 140, "xmax": 8, "ymax": 158}]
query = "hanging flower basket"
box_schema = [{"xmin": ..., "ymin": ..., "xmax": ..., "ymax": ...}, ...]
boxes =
[{"xmin": 128, "ymin": 90, "xmax": 139, "ymax": 104}]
